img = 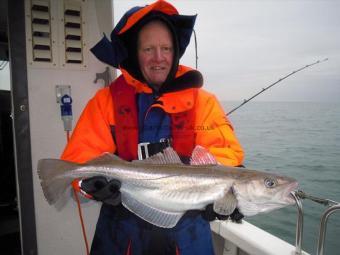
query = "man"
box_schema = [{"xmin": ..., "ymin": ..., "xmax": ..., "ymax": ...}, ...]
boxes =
[{"xmin": 61, "ymin": 1, "xmax": 244, "ymax": 254}]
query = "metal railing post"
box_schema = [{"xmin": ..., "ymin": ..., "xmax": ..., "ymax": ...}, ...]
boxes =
[
  {"xmin": 291, "ymin": 192, "xmax": 304, "ymax": 255},
  {"xmin": 317, "ymin": 204, "xmax": 340, "ymax": 255}
]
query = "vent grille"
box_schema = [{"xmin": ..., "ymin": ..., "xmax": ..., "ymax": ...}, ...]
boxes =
[
  {"xmin": 64, "ymin": 1, "xmax": 83, "ymax": 64},
  {"xmin": 26, "ymin": 0, "xmax": 88, "ymax": 68},
  {"xmin": 31, "ymin": 0, "xmax": 52, "ymax": 62}
]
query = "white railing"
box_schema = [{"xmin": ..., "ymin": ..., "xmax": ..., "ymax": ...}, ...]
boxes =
[{"xmin": 211, "ymin": 220, "xmax": 309, "ymax": 255}]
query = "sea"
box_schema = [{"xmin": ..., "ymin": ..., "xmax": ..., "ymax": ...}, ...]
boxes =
[{"xmin": 222, "ymin": 101, "xmax": 340, "ymax": 255}]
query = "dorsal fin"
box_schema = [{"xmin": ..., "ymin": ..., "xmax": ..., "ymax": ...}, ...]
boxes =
[
  {"xmin": 134, "ymin": 147, "xmax": 183, "ymax": 165},
  {"xmin": 190, "ymin": 145, "xmax": 218, "ymax": 165}
]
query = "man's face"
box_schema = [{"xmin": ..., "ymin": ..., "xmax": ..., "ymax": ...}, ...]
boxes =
[{"xmin": 138, "ymin": 21, "xmax": 174, "ymax": 88}]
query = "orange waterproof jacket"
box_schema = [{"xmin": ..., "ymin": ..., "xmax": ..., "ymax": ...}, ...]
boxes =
[
  {"xmin": 61, "ymin": 65, "xmax": 244, "ymax": 166},
  {"xmin": 61, "ymin": 0, "xmax": 244, "ymax": 166}
]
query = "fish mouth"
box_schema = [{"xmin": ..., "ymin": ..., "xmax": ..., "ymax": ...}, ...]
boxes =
[{"xmin": 283, "ymin": 181, "xmax": 299, "ymax": 204}]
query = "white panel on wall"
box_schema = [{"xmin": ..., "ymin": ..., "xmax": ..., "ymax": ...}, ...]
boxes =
[
  {"xmin": 26, "ymin": 0, "xmax": 58, "ymax": 68},
  {"xmin": 60, "ymin": 0, "xmax": 88, "ymax": 69},
  {"xmin": 31, "ymin": 1, "xmax": 52, "ymax": 62},
  {"xmin": 25, "ymin": 0, "xmax": 88, "ymax": 70}
]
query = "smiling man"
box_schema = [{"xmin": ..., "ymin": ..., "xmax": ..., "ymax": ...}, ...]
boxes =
[
  {"xmin": 138, "ymin": 21, "xmax": 174, "ymax": 90},
  {"xmin": 61, "ymin": 1, "xmax": 244, "ymax": 254}
]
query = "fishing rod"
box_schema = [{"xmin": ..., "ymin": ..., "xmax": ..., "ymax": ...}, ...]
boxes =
[
  {"xmin": 226, "ymin": 58, "xmax": 329, "ymax": 116},
  {"xmin": 193, "ymin": 29, "xmax": 198, "ymax": 69}
]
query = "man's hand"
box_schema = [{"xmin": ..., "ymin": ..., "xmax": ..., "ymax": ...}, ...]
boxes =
[
  {"xmin": 80, "ymin": 176, "xmax": 121, "ymax": 206},
  {"xmin": 202, "ymin": 204, "xmax": 244, "ymax": 223},
  {"xmin": 229, "ymin": 208, "xmax": 244, "ymax": 223}
]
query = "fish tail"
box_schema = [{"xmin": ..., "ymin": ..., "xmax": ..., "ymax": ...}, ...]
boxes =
[{"xmin": 37, "ymin": 158, "xmax": 77, "ymax": 209}]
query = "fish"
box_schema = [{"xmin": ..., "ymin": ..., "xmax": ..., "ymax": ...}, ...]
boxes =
[{"xmin": 37, "ymin": 146, "xmax": 298, "ymax": 228}]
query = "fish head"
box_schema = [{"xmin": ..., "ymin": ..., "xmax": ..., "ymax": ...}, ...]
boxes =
[{"xmin": 232, "ymin": 173, "xmax": 298, "ymax": 217}]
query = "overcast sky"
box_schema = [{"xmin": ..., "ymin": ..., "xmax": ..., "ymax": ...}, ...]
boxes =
[{"xmin": 114, "ymin": 0, "xmax": 340, "ymax": 102}]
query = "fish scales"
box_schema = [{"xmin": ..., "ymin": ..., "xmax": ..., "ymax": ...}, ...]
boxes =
[{"xmin": 38, "ymin": 146, "xmax": 298, "ymax": 228}]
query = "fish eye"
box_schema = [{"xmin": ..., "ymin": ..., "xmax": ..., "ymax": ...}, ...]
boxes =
[{"xmin": 264, "ymin": 178, "xmax": 277, "ymax": 188}]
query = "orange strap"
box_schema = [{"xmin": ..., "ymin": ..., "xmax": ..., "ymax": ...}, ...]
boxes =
[{"xmin": 73, "ymin": 188, "xmax": 90, "ymax": 255}]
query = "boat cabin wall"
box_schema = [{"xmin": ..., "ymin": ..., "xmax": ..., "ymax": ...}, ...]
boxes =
[{"xmin": 26, "ymin": 0, "xmax": 114, "ymax": 254}]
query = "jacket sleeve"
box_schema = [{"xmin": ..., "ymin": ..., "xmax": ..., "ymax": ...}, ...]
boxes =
[
  {"xmin": 195, "ymin": 91, "xmax": 244, "ymax": 166},
  {"xmin": 61, "ymin": 88, "xmax": 116, "ymax": 163}
]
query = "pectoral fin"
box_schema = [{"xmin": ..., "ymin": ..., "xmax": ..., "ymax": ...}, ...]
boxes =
[
  {"xmin": 190, "ymin": 145, "xmax": 218, "ymax": 165},
  {"xmin": 213, "ymin": 189, "xmax": 237, "ymax": 216},
  {"xmin": 121, "ymin": 192, "xmax": 184, "ymax": 228}
]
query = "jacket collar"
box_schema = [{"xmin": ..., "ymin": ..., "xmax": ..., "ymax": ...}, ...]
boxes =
[
  {"xmin": 120, "ymin": 65, "xmax": 203, "ymax": 113},
  {"xmin": 121, "ymin": 65, "xmax": 203, "ymax": 95}
]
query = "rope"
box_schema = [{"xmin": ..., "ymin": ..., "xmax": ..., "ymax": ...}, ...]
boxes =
[
  {"xmin": 66, "ymin": 130, "xmax": 71, "ymax": 142},
  {"xmin": 66, "ymin": 131, "xmax": 90, "ymax": 255},
  {"xmin": 73, "ymin": 188, "xmax": 90, "ymax": 255},
  {"xmin": 295, "ymin": 190, "xmax": 339, "ymax": 207}
]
